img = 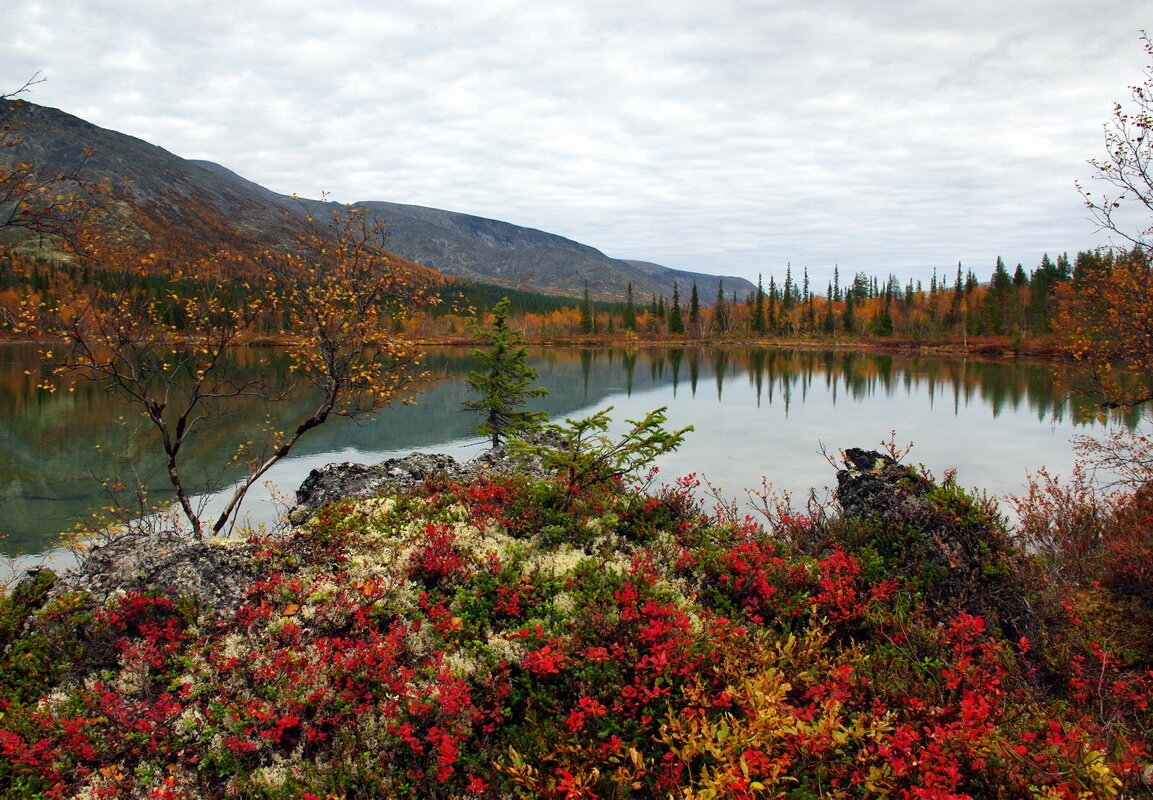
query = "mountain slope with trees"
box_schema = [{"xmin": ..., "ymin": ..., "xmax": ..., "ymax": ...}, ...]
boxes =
[{"xmin": 0, "ymin": 100, "xmax": 749, "ymax": 303}]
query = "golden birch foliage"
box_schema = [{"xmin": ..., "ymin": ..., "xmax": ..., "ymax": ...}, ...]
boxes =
[{"xmin": 3, "ymin": 201, "xmax": 435, "ymax": 538}]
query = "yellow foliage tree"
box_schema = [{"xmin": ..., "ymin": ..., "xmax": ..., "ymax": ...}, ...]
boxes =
[
  {"xmin": 3, "ymin": 199, "xmax": 434, "ymax": 538},
  {"xmin": 1063, "ymin": 35, "xmax": 1153, "ymax": 407}
]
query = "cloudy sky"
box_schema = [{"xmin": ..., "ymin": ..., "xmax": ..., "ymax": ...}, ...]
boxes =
[{"xmin": 4, "ymin": 0, "xmax": 1150, "ymax": 287}]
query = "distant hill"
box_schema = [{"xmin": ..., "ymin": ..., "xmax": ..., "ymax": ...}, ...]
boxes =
[
  {"xmin": 353, "ymin": 200, "xmax": 755, "ymax": 302},
  {"xmin": 3, "ymin": 101, "xmax": 754, "ymax": 302}
]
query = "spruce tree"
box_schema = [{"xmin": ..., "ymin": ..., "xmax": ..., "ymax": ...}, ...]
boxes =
[
  {"xmin": 823, "ymin": 282, "xmax": 835, "ymax": 334},
  {"xmin": 873, "ymin": 287, "xmax": 894, "ymax": 336},
  {"xmin": 623, "ymin": 283, "xmax": 637, "ymax": 331},
  {"xmin": 752, "ymin": 274, "xmax": 766, "ymax": 334},
  {"xmin": 580, "ymin": 283, "xmax": 594, "ymax": 334},
  {"xmin": 464, "ymin": 297, "xmax": 549, "ymax": 448},
  {"xmin": 689, "ymin": 282, "xmax": 701, "ymax": 333},
  {"xmin": 713, "ymin": 281, "xmax": 729, "ymax": 334},
  {"xmin": 669, "ymin": 283, "xmax": 685, "ymax": 334},
  {"xmin": 767, "ymin": 277, "xmax": 779, "ymax": 331}
]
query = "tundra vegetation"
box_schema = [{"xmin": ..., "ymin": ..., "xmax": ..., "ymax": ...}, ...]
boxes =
[{"xmin": 0, "ymin": 427, "xmax": 1151, "ymax": 798}]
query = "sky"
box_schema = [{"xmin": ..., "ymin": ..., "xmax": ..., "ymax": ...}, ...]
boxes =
[{"xmin": 3, "ymin": 0, "xmax": 1150, "ymax": 288}]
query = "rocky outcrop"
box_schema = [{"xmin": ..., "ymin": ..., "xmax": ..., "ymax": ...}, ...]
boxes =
[
  {"xmin": 37, "ymin": 530, "xmax": 258, "ymax": 618},
  {"xmin": 834, "ymin": 447, "xmax": 940, "ymax": 525},
  {"xmin": 834, "ymin": 448, "xmax": 1038, "ymax": 642},
  {"xmin": 287, "ymin": 431, "xmax": 568, "ymax": 524},
  {"xmin": 287, "ymin": 453, "xmax": 469, "ymax": 524}
]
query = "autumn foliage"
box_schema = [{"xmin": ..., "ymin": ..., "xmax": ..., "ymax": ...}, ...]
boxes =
[
  {"xmin": 1, "ymin": 445, "xmax": 1150, "ymax": 799},
  {"xmin": 1, "ymin": 201, "xmax": 437, "ymax": 537}
]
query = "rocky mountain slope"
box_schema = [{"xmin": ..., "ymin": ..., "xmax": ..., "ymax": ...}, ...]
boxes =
[
  {"xmin": 353, "ymin": 200, "xmax": 755, "ymax": 301},
  {"xmin": 4, "ymin": 101, "xmax": 754, "ymax": 302}
]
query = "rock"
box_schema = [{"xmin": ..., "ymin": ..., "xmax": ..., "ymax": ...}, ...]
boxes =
[
  {"xmin": 834, "ymin": 447, "xmax": 1038, "ymax": 643},
  {"xmin": 834, "ymin": 447, "xmax": 940, "ymax": 526},
  {"xmin": 289, "ymin": 453, "xmax": 468, "ymax": 523},
  {"xmin": 288, "ymin": 431, "xmax": 569, "ymax": 524},
  {"xmin": 43, "ymin": 530, "xmax": 258, "ymax": 618},
  {"xmin": 466, "ymin": 428, "xmax": 569, "ymax": 477}
]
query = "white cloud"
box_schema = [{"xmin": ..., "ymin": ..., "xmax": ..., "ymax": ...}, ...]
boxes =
[{"xmin": 2, "ymin": 0, "xmax": 1149, "ymax": 286}]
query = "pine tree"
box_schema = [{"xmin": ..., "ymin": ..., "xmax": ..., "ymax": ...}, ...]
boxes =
[
  {"xmin": 669, "ymin": 283, "xmax": 685, "ymax": 334},
  {"xmin": 623, "ymin": 282, "xmax": 637, "ymax": 331},
  {"xmin": 464, "ymin": 297, "xmax": 549, "ymax": 448},
  {"xmin": 689, "ymin": 282, "xmax": 701, "ymax": 333}
]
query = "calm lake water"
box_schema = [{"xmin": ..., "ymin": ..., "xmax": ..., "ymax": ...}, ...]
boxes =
[{"xmin": 0, "ymin": 343, "xmax": 1137, "ymax": 573}]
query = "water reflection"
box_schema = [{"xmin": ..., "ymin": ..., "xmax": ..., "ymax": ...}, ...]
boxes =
[
  {"xmin": 0, "ymin": 344, "xmax": 1133, "ymax": 562},
  {"xmin": 602, "ymin": 347, "xmax": 1131, "ymax": 428}
]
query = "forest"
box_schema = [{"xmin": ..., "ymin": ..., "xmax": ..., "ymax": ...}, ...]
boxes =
[{"xmin": 0, "ymin": 242, "xmax": 1130, "ymax": 349}]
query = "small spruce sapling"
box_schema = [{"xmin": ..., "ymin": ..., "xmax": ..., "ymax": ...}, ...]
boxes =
[
  {"xmin": 514, "ymin": 406, "xmax": 692, "ymax": 507},
  {"xmin": 464, "ymin": 297, "xmax": 549, "ymax": 448}
]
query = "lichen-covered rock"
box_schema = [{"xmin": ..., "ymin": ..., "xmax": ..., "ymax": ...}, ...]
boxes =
[
  {"xmin": 287, "ymin": 431, "xmax": 569, "ymax": 524},
  {"xmin": 835, "ymin": 447, "xmax": 940, "ymax": 525},
  {"xmin": 288, "ymin": 452, "xmax": 468, "ymax": 524},
  {"xmin": 43, "ymin": 530, "xmax": 258, "ymax": 617}
]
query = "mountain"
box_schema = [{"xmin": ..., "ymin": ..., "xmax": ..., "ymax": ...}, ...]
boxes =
[
  {"xmin": 2, "ymin": 101, "xmax": 755, "ymax": 302},
  {"xmin": 353, "ymin": 200, "xmax": 756, "ymax": 302},
  {"xmin": 1, "ymin": 101, "xmax": 305, "ymax": 251}
]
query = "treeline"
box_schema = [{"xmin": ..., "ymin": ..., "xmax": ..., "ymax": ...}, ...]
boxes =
[
  {"xmin": 407, "ymin": 252, "xmax": 1088, "ymax": 343},
  {"xmin": 0, "ymin": 247, "xmax": 1124, "ymax": 345}
]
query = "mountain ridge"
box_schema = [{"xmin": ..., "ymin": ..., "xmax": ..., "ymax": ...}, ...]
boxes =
[{"xmin": 4, "ymin": 101, "xmax": 755, "ymax": 302}]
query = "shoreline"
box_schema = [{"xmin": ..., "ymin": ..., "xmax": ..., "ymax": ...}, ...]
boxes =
[{"xmin": 0, "ymin": 332, "xmax": 1071, "ymax": 362}]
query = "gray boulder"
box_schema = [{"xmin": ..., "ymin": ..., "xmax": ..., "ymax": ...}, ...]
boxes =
[
  {"xmin": 288, "ymin": 452, "xmax": 468, "ymax": 524},
  {"xmin": 41, "ymin": 530, "xmax": 257, "ymax": 618}
]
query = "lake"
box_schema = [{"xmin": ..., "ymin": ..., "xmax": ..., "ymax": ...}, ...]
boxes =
[{"xmin": 0, "ymin": 343, "xmax": 1135, "ymax": 574}]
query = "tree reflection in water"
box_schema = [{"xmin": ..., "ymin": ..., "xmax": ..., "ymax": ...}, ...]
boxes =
[{"xmin": 0, "ymin": 344, "xmax": 1136, "ymax": 561}]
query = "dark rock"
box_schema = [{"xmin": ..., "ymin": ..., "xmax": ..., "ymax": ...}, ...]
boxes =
[
  {"xmin": 834, "ymin": 448, "xmax": 1039, "ymax": 644},
  {"xmin": 835, "ymin": 447, "xmax": 940, "ymax": 525}
]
